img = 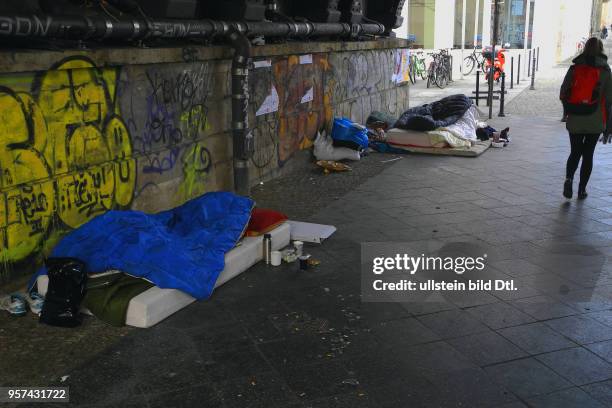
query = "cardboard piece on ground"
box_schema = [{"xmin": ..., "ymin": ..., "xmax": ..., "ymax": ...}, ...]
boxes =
[{"xmin": 287, "ymin": 220, "xmax": 336, "ymax": 243}]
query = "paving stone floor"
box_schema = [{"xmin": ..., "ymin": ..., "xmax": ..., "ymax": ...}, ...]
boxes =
[{"xmin": 6, "ymin": 53, "xmax": 612, "ymax": 408}]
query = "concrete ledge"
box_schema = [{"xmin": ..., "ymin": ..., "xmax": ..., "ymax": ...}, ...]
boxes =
[{"xmin": 0, "ymin": 38, "xmax": 410, "ymax": 74}]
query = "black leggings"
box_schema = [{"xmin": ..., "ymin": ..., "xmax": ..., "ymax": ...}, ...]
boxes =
[{"xmin": 566, "ymin": 133, "xmax": 599, "ymax": 188}]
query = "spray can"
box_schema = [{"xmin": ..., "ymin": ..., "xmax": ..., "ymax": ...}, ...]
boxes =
[{"xmin": 263, "ymin": 234, "xmax": 272, "ymax": 265}]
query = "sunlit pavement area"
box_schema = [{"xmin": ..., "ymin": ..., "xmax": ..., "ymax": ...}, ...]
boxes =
[{"xmin": 5, "ymin": 58, "xmax": 612, "ymax": 408}]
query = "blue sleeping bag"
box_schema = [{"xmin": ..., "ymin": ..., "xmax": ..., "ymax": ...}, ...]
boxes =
[{"xmin": 31, "ymin": 192, "xmax": 254, "ymax": 300}]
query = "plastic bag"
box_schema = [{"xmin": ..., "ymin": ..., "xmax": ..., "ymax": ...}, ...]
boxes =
[
  {"xmin": 314, "ymin": 131, "xmax": 361, "ymax": 161},
  {"xmin": 39, "ymin": 258, "xmax": 88, "ymax": 328},
  {"xmin": 331, "ymin": 118, "xmax": 369, "ymax": 149}
]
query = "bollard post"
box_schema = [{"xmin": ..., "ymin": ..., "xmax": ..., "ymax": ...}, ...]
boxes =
[
  {"xmin": 530, "ymin": 56, "xmax": 536, "ymax": 90},
  {"xmin": 517, "ymin": 54, "xmax": 521, "ymax": 84},
  {"xmin": 499, "ymin": 72, "xmax": 506, "ymax": 117},
  {"xmin": 536, "ymin": 47, "xmax": 540, "ymax": 71},
  {"xmin": 475, "ymin": 70, "xmax": 480, "ymax": 106},
  {"xmin": 510, "ymin": 56, "xmax": 514, "ymax": 89},
  {"xmin": 528, "ymin": 49, "xmax": 532, "ymax": 77}
]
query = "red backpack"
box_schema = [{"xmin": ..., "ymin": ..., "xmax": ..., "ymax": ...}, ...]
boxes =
[{"xmin": 562, "ymin": 64, "xmax": 604, "ymax": 115}]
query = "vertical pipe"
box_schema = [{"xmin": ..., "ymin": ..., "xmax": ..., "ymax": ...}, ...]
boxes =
[
  {"xmin": 523, "ymin": 0, "xmax": 531, "ymax": 77},
  {"xmin": 499, "ymin": 72, "xmax": 506, "ymax": 117},
  {"xmin": 227, "ymin": 28, "xmax": 253, "ymax": 196},
  {"xmin": 536, "ymin": 46, "xmax": 540, "ymax": 71},
  {"xmin": 510, "ymin": 56, "xmax": 514, "ymax": 89},
  {"xmin": 474, "ymin": 0, "xmax": 481, "ymax": 47},
  {"xmin": 530, "ymin": 56, "xmax": 536, "ymax": 90},
  {"xmin": 517, "ymin": 53, "xmax": 521, "ymax": 83},
  {"xmin": 489, "ymin": 0, "xmax": 499, "ymax": 119},
  {"xmin": 461, "ymin": 0, "xmax": 467, "ymax": 78}
]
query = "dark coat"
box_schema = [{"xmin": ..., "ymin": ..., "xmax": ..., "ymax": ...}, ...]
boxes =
[
  {"xmin": 395, "ymin": 94, "xmax": 473, "ymax": 131},
  {"xmin": 562, "ymin": 53, "xmax": 612, "ymax": 135}
]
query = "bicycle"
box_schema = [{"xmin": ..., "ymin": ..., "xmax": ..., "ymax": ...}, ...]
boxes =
[
  {"xmin": 409, "ymin": 51, "xmax": 427, "ymax": 84},
  {"xmin": 462, "ymin": 47, "xmax": 486, "ymax": 75},
  {"xmin": 427, "ymin": 50, "xmax": 452, "ymax": 89}
]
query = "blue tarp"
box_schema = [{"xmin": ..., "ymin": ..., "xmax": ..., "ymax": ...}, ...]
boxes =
[{"xmin": 32, "ymin": 192, "xmax": 254, "ymax": 300}]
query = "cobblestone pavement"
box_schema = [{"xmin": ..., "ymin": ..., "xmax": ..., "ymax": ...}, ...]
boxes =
[
  {"xmin": 5, "ymin": 53, "xmax": 612, "ymax": 408},
  {"xmin": 504, "ymin": 65, "xmax": 567, "ymax": 118}
]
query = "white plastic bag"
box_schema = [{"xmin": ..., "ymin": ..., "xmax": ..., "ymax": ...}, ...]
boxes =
[{"xmin": 313, "ymin": 131, "xmax": 361, "ymax": 161}]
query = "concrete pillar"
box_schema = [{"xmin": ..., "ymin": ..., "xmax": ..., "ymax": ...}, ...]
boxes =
[
  {"xmin": 461, "ymin": 0, "xmax": 467, "ymax": 76},
  {"xmin": 523, "ymin": 0, "xmax": 531, "ymax": 76},
  {"xmin": 474, "ymin": 0, "xmax": 481, "ymax": 46}
]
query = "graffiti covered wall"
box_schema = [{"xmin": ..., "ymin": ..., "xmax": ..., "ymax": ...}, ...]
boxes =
[
  {"xmin": 249, "ymin": 48, "xmax": 410, "ymax": 178},
  {"xmin": 0, "ymin": 43, "xmax": 409, "ymax": 282}
]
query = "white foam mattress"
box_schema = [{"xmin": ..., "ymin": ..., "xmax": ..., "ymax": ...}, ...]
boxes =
[
  {"xmin": 126, "ymin": 222, "xmax": 290, "ymax": 328},
  {"xmin": 37, "ymin": 222, "xmax": 291, "ymax": 328}
]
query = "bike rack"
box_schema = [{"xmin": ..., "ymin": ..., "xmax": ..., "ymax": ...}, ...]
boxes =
[
  {"xmin": 517, "ymin": 54, "xmax": 521, "ymax": 84},
  {"xmin": 470, "ymin": 70, "xmax": 503, "ymax": 106}
]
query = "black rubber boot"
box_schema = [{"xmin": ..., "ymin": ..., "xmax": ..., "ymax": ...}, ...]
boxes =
[
  {"xmin": 563, "ymin": 178, "xmax": 573, "ymax": 199},
  {"xmin": 578, "ymin": 186, "xmax": 588, "ymax": 200}
]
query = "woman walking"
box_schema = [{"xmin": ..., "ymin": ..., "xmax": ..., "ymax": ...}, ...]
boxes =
[{"xmin": 560, "ymin": 37, "xmax": 612, "ymax": 199}]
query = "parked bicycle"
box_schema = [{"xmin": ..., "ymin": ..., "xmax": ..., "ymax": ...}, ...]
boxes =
[
  {"xmin": 427, "ymin": 49, "xmax": 452, "ymax": 89},
  {"xmin": 408, "ymin": 50, "xmax": 427, "ymax": 84},
  {"xmin": 462, "ymin": 47, "xmax": 486, "ymax": 75}
]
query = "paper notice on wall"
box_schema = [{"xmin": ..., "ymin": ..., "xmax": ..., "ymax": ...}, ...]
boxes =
[
  {"xmin": 301, "ymin": 87, "xmax": 314, "ymax": 104},
  {"xmin": 255, "ymin": 85, "xmax": 279, "ymax": 116},
  {"xmin": 393, "ymin": 49, "xmax": 411, "ymax": 84},
  {"xmin": 299, "ymin": 54, "xmax": 313, "ymax": 64},
  {"xmin": 253, "ymin": 59, "xmax": 272, "ymax": 69}
]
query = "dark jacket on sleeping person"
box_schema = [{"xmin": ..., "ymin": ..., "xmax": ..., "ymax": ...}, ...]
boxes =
[{"xmin": 395, "ymin": 94, "xmax": 473, "ymax": 132}]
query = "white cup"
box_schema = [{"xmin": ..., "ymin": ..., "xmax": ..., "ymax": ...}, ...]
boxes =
[
  {"xmin": 271, "ymin": 251, "xmax": 282, "ymax": 266},
  {"xmin": 293, "ymin": 241, "xmax": 304, "ymax": 256}
]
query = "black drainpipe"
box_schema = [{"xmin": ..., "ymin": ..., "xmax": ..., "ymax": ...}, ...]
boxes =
[
  {"xmin": 0, "ymin": 15, "xmax": 385, "ymax": 195},
  {"xmin": 226, "ymin": 26, "xmax": 252, "ymax": 196}
]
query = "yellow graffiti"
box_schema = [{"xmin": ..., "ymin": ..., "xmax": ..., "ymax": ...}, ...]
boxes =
[
  {"xmin": 0, "ymin": 57, "xmax": 135, "ymax": 263},
  {"xmin": 178, "ymin": 142, "xmax": 212, "ymax": 200},
  {"xmin": 0, "ymin": 90, "xmax": 54, "ymax": 262}
]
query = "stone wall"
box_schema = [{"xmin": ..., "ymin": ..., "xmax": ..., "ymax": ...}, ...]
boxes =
[{"xmin": 0, "ymin": 39, "xmax": 409, "ymax": 282}]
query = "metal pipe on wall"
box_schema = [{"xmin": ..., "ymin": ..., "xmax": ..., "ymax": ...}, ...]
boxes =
[
  {"xmin": 227, "ymin": 27, "xmax": 253, "ymax": 196},
  {"xmin": 0, "ymin": 15, "xmax": 385, "ymax": 41}
]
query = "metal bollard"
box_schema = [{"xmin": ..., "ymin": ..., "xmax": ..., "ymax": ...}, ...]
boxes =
[
  {"xmin": 530, "ymin": 56, "xmax": 536, "ymax": 90},
  {"xmin": 499, "ymin": 72, "xmax": 506, "ymax": 117},
  {"xmin": 517, "ymin": 54, "xmax": 521, "ymax": 84},
  {"xmin": 536, "ymin": 47, "xmax": 540, "ymax": 71},
  {"xmin": 528, "ymin": 49, "xmax": 532, "ymax": 77},
  {"xmin": 510, "ymin": 56, "xmax": 514, "ymax": 89},
  {"xmin": 475, "ymin": 70, "xmax": 480, "ymax": 106}
]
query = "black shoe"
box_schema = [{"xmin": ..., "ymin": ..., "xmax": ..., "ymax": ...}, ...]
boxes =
[
  {"xmin": 578, "ymin": 188, "xmax": 588, "ymax": 200},
  {"xmin": 563, "ymin": 179, "xmax": 573, "ymax": 199}
]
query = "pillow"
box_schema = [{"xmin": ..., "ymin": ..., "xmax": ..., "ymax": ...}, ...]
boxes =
[{"xmin": 245, "ymin": 208, "xmax": 288, "ymax": 237}]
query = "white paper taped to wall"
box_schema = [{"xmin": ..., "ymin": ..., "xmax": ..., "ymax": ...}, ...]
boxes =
[
  {"xmin": 256, "ymin": 85, "xmax": 279, "ymax": 116},
  {"xmin": 254, "ymin": 59, "xmax": 272, "ymax": 68},
  {"xmin": 299, "ymin": 54, "xmax": 313, "ymax": 64},
  {"xmin": 301, "ymin": 87, "xmax": 314, "ymax": 104}
]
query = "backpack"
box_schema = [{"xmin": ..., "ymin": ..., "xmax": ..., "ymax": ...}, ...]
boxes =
[{"xmin": 561, "ymin": 64, "xmax": 604, "ymax": 115}]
